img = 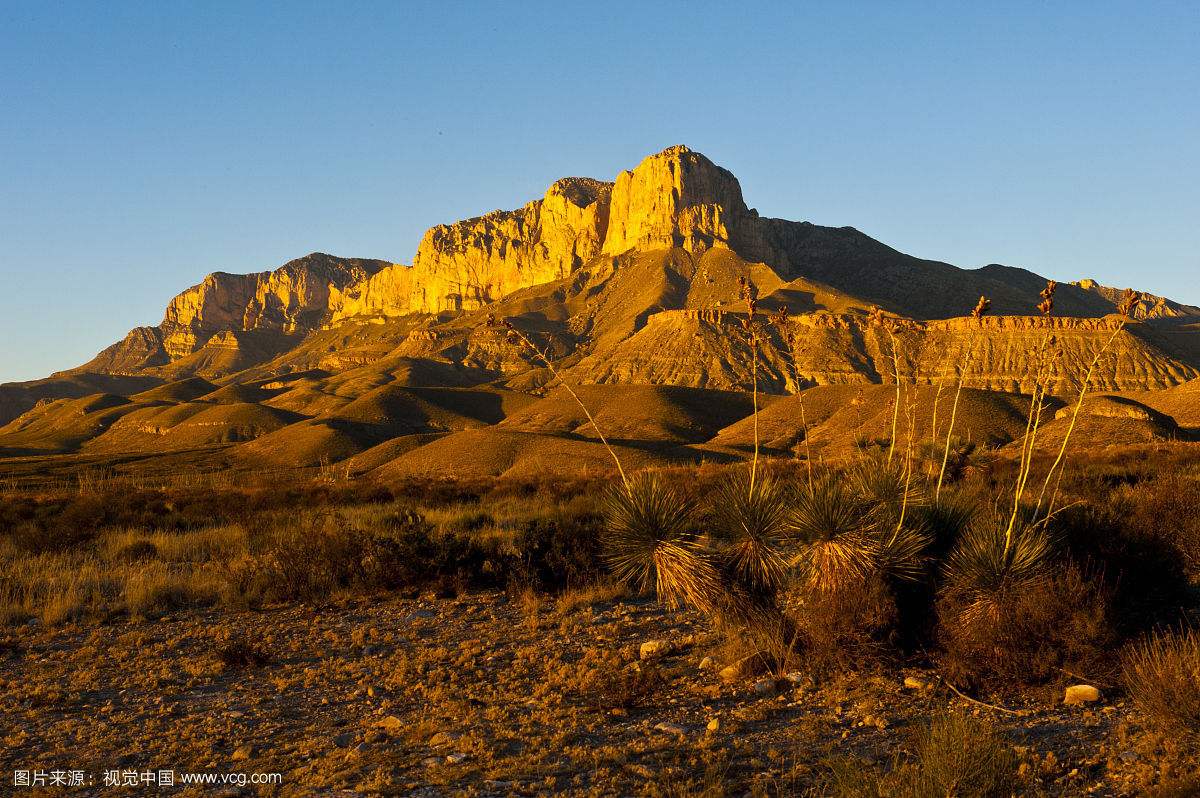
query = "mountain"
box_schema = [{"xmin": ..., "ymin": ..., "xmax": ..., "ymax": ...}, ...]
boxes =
[{"xmin": 2, "ymin": 145, "xmax": 1198, "ymax": 470}]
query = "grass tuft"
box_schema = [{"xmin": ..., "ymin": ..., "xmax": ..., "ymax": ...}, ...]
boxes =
[{"xmin": 1123, "ymin": 627, "xmax": 1200, "ymax": 733}]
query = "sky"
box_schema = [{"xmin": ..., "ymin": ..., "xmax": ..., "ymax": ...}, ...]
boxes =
[{"xmin": 1, "ymin": 1, "xmax": 1197, "ymax": 383}]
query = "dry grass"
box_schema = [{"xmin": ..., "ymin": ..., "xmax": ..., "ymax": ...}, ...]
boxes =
[
  {"xmin": 824, "ymin": 711, "xmax": 1019, "ymax": 797},
  {"xmin": 1123, "ymin": 628, "xmax": 1200, "ymax": 733}
]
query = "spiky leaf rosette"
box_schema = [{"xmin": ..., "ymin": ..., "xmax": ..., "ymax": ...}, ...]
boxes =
[
  {"xmin": 785, "ymin": 476, "xmax": 880, "ymax": 592},
  {"xmin": 708, "ymin": 471, "xmax": 790, "ymax": 594},
  {"xmin": 920, "ymin": 491, "xmax": 980, "ymax": 557},
  {"xmin": 850, "ymin": 453, "xmax": 927, "ymax": 521},
  {"xmin": 875, "ymin": 521, "xmax": 932, "ymax": 584},
  {"xmin": 602, "ymin": 472, "xmax": 723, "ymax": 612},
  {"xmin": 944, "ymin": 515, "xmax": 1054, "ymax": 601}
]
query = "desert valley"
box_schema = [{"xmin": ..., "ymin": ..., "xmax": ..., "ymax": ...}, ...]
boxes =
[{"xmin": 2, "ymin": 145, "xmax": 1199, "ymax": 796}]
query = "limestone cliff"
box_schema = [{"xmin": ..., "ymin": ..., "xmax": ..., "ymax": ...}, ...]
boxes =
[
  {"xmin": 160, "ymin": 253, "xmax": 386, "ymax": 357},
  {"xmin": 602, "ymin": 145, "xmax": 752, "ymax": 255},
  {"xmin": 330, "ymin": 178, "xmax": 611, "ymax": 320},
  {"xmin": 64, "ymin": 144, "xmax": 1200, "ymax": 390}
]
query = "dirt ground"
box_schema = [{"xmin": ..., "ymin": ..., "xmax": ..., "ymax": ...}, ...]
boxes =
[{"xmin": 0, "ymin": 590, "xmax": 1185, "ymax": 797}]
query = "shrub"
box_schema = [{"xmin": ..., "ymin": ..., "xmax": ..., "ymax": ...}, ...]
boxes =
[
  {"xmin": 786, "ymin": 475, "xmax": 879, "ymax": 593},
  {"xmin": 1123, "ymin": 628, "xmax": 1200, "ymax": 733},
  {"xmin": 579, "ymin": 664, "xmax": 665, "ymax": 711},
  {"xmin": 825, "ymin": 711, "xmax": 1019, "ymax": 797},
  {"xmin": 707, "ymin": 471, "xmax": 789, "ymax": 594},
  {"xmin": 125, "ymin": 566, "xmax": 218, "ymax": 619},
  {"xmin": 601, "ymin": 472, "xmax": 720, "ymax": 611},
  {"xmin": 216, "ymin": 636, "xmax": 273, "ymax": 668},
  {"xmin": 938, "ymin": 562, "xmax": 1112, "ymax": 688}
]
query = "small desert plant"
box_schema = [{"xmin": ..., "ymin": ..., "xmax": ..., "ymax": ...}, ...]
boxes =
[
  {"xmin": 125, "ymin": 565, "xmax": 218, "ymax": 619},
  {"xmin": 707, "ymin": 471, "xmax": 789, "ymax": 594},
  {"xmin": 939, "ymin": 559, "xmax": 1111, "ymax": 687},
  {"xmin": 902, "ymin": 711, "xmax": 1020, "ymax": 797},
  {"xmin": 785, "ymin": 474, "xmax": 879, "ymax": 593},
  {"xmin": 825, "ymin": 711, "xmax": 1019, "ymax": 798},
  {"xmin": 601, "ymin": 472, "xmax": 721, "ymax": 612},
  {"xmin": 1123, "ymin": 627, "xmax": 1200, "ymax": 733},
  {"xmin": 216, "ymin": 635, "xmax": 273, "ymax": 668},
  {"xmin": 580, "ymin": 663, "xmax": 665, "ymax": 711}
]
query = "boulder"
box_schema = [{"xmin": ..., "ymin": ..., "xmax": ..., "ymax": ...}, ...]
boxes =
[{"xmin": 1063, "ymin": 684, "xmax": 1102, "ymax": 705}]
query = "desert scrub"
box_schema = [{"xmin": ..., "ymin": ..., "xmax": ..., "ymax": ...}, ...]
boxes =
[
  {"xmin": 825, "ymin": 711, "xmax": 1019, "ymax": 797},
  {"xmin": 124, "ymin": 563, "xmax": 219, "ymax": 619},
  {"xmin": 938, "ymin": 559, "xmax": 1112, "ymax": 689},
  {"xmin": 1123, "ymin": 628, "xmax": 1200, "ymax": 733}
]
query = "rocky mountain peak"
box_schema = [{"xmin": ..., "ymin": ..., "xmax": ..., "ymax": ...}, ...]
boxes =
[{"xmin": 602, "ymin": 145, "xmax": 751, "ymax": 255}]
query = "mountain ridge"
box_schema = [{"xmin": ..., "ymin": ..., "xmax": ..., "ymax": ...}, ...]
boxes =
[{"xmin": 3, "ymin": 145, "xmax": 1198, "ymax": 466}]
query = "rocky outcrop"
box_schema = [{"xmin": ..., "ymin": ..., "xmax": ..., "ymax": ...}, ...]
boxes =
[
  {"xmin": 330, "ymin": 178, "xmax": 612, "ymax": 320},
  {"xmin": 160, "ymin": 253, "xmax": 386, "ymax": 357},
  {"xmin": 602, "ymin": 145, "xmax": 751, "ymax": 255},
  {"xmin": 1074, "ymin": 279, "xmax": 1200, "ymax": 319},
  {"xmin": 566, "ymin": 309, "xmax": 1200, "ymax": 394}
]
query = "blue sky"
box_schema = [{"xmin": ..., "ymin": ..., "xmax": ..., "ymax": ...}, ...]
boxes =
[{"xmin": 1, "ymin": 1, "xmax": 1197, "ymax": 382}]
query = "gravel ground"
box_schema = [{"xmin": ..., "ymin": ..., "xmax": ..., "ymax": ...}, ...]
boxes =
[{"xmin": 0, "ymin": 590, "xmax": 1188, "ymax": 796}]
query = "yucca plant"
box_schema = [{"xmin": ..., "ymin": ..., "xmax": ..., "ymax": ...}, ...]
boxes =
[
  {"xmin": 936, "ymin": 295, "xmax": 990, "ymax": 498},
  {"xmin": 785, "ymin": 475, "xmax": 881, "ymax": 593},
  {"xmin": 1034, "ymin": 289, "xmax": 1141, "ymax": 519},
  {"xmin": 601, "ymin": 472, "xmax": 723, "ymax": 612},
  {"xmin": 919, "ymin": 490, "xmax": 980, "ymax": 560},
  {"xmin": 944, "ymin": 513, "xmax": 1054, "ymax": 604},
  {"xmin": 849, "ymin": 451, "xmax": 932, "ymax": 584},
  {"xmin": 707, "ymin": 471, "xmax": 790, "ymax": 595},
  {"xmin": 850, "ymin": 452, "xmax": 925, "ymax": 520}
]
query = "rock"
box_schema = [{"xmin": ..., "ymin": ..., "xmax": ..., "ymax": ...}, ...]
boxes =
[
  {"xmin": 332, "ymin": 733, "xmax": 353, "ymax": 748},
  {"xmin": 639, "ymin": 640, "xmax": 671, "ymax": 660},
  {"xmin": 445, "ymin": 752, "xmax": 469, "ymax": 765},
  {"xmin": 904, "ymin": 676, "xmax": 932, "ymax": 691},
  {"xmin": 653, "ymin": 722, "xmax": 687, "ymax": 737},
  {"xmin": 156, "ymin": 254, "xmax": 383, "ymax": 359},
  {"xmin": 405, "ymin": 609, "xmax": 437, "ymax": 621},
  {"xmin": 752, "ymin": 678, "xmax": 778, "ymax": 697},
  {"xmin": 231, "ymin": 745, "xmax": 253, "ymax": 761},
  {"xmin": 718, "ymin": 653, "xmax": 771, "ymax": 683},
  {"xmin": 1064, "ymin": 685, "xmax": 1102, "ymax": 705},
  {"xmin": 698, "ymin": 656, "xmax": 714, "ymax": 671},
  {"xmin": 602, "ymin": 145, "xmax": 751, "ymax": 257},
  {"xmin": 706, "ymin": 718, "xmax": 720, "ymax": 733},
  {"xmin": 374, "ymin": 715, "xmax": 403, "ymax": 732}
]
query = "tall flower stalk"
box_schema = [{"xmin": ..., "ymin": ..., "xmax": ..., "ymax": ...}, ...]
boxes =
[
  {"xmin": 739, "ymin": 277, "xmax": 762, "ymax": 492},
  {"xmin": 1004, "ymin": 281, "xmax": 1059, "ymax": 551},
  {"xmin": 936, "ymin": 296, "xmax": 990, "ymax": 498},
  {"xmin": 769, "ymin": 307, "xmax": 814, "ymax": 490},
  {"xmin": 1034, "ymin": 289, "xmax": 1140, "ymax": 518},
  {"xmin": 497, "ymin": 316, "xmax": 631, "ymax": 494},
  {"xmin": 869, "ymin": 307, "xmax": 905, "ymax": 466}
]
